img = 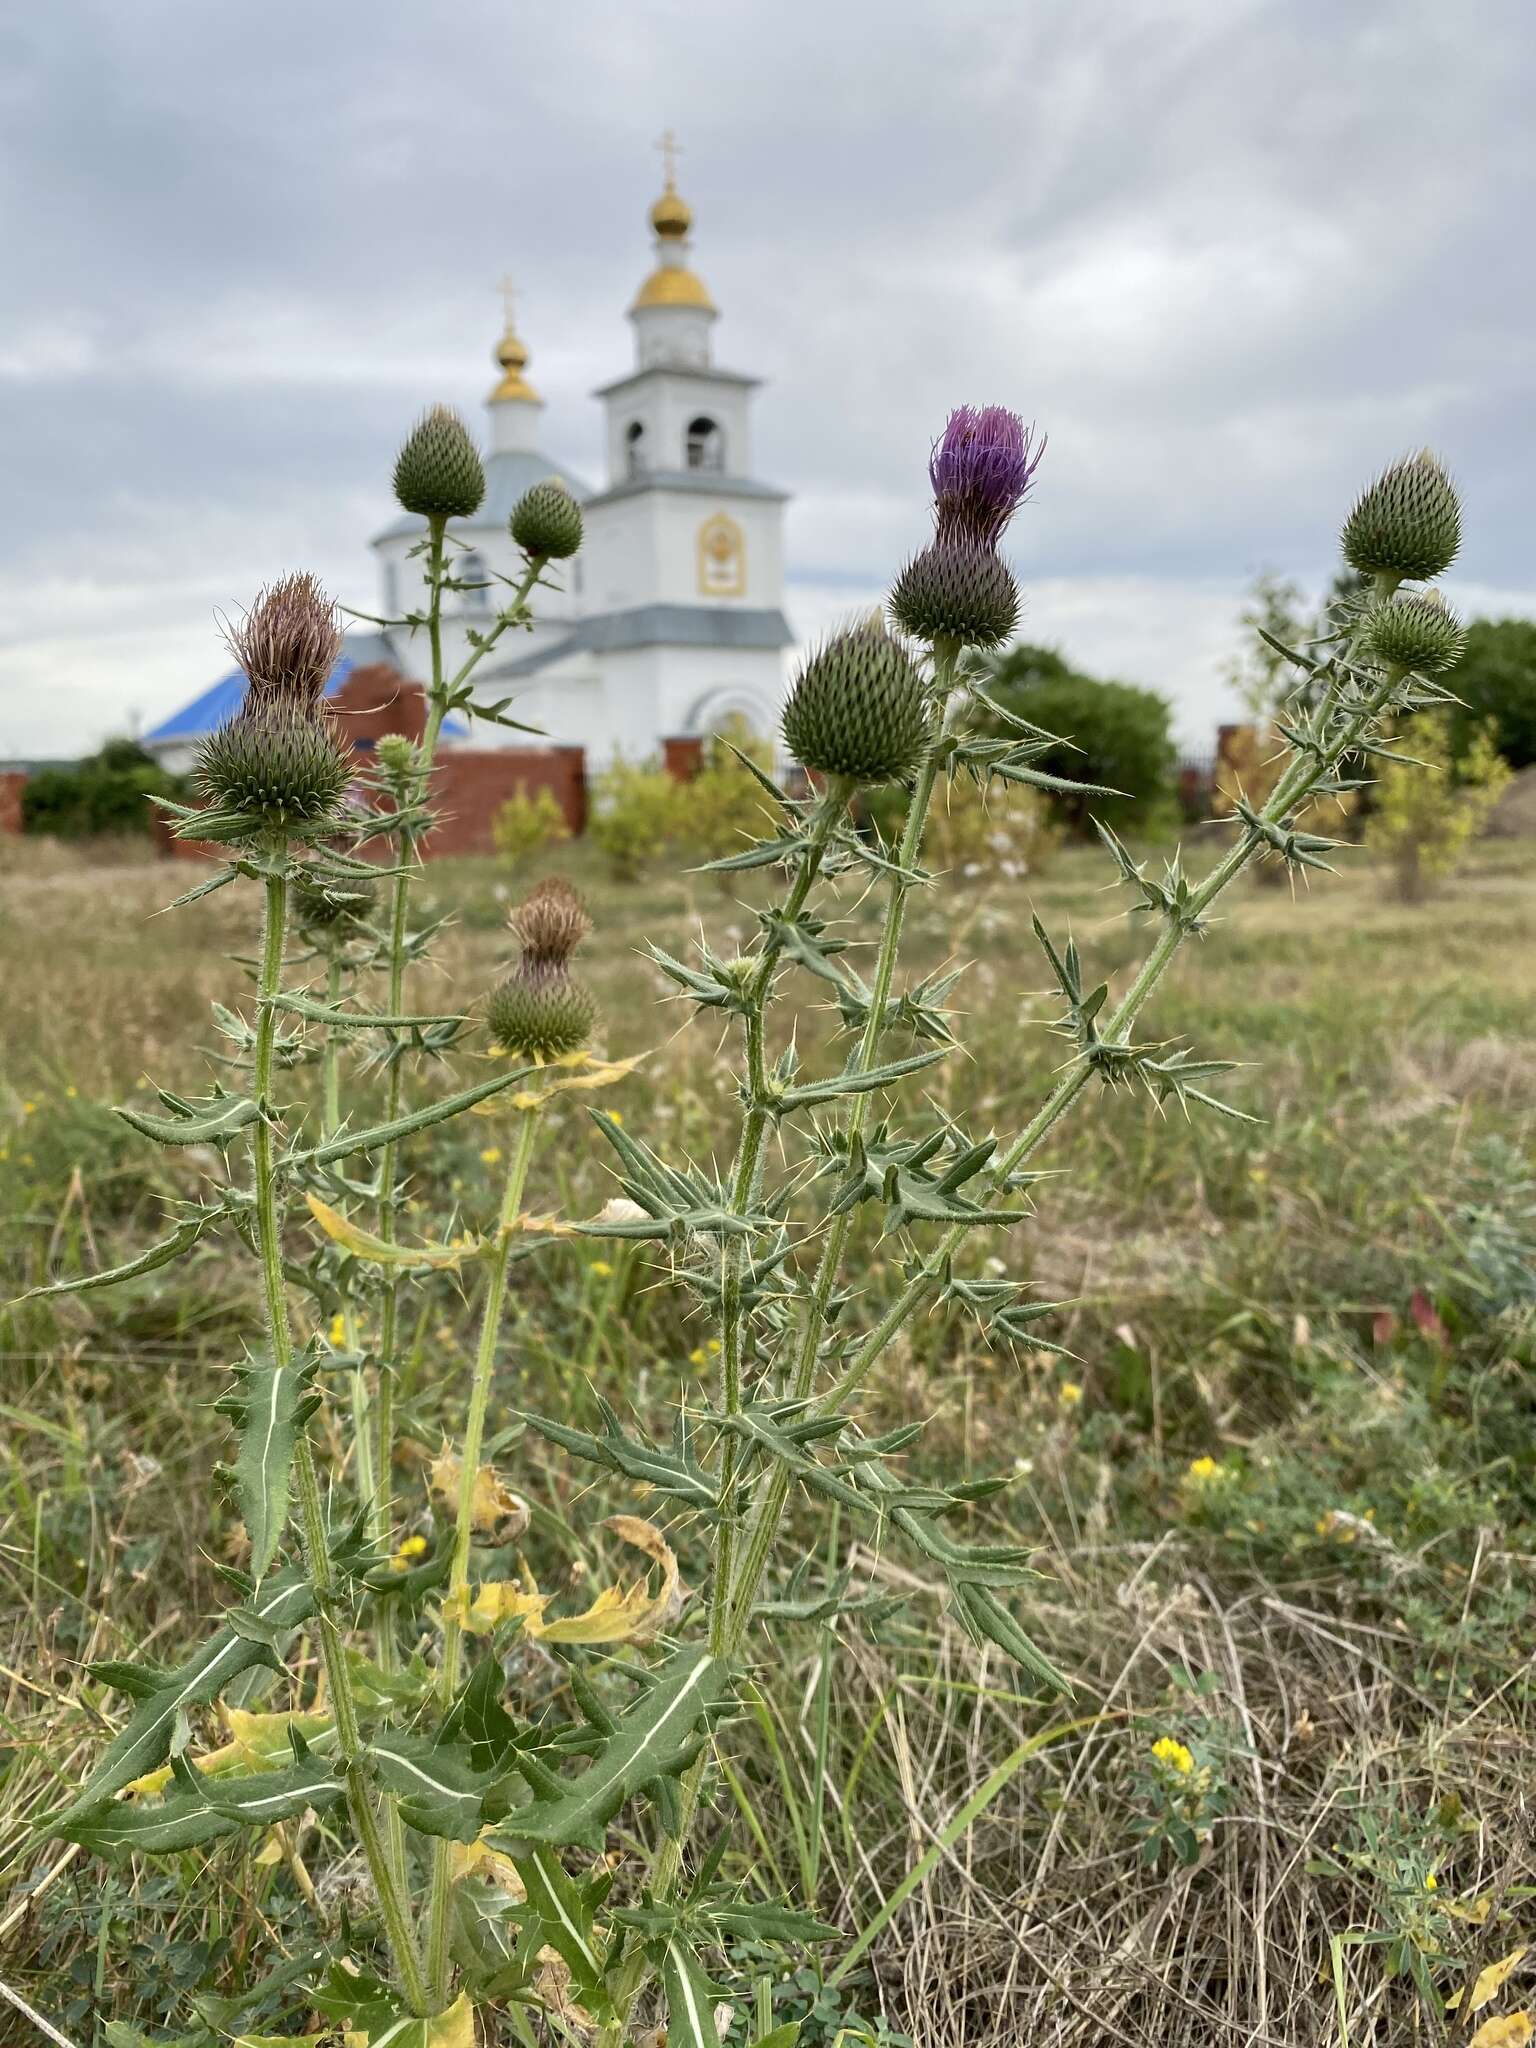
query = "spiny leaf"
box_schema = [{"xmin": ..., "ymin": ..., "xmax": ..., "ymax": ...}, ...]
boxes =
[
  {"xmin": 661, "ymin": 1935, "xmax": 723, "ymax": 2048},
  {"xmin": 297, "ymin": 1059, "xmax": 540, "ymax": 1166},
  {"xmin": 506, "ymin": 1844, "xmax": 611, "ymax": 2000},
  {"xmin": 214, "ymin": 1348, "xmax": 322, "ymax": 1581},
  {"xmin": 49, "ymin": 1574, "xmax": 314, "ymax": 1832},
  {"xmin": 488, "ymin": 1648, "xmax": 725, "ymax": 1854},
  {"xmin": 369, "ymin": 1733, "xmax": 492, "ymax": 1842},
  {"xmin": 9, "ymin": 1204, "xmax": 227, "ymax": 1306},
  {"xmin": 117, "ymin": 1094, "xmax": 264, "ymax": 1147}
]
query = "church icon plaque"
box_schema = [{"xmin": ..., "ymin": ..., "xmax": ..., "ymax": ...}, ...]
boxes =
[{"xmin": 697, "ymin": 512, "xmax": 746, "ymax": 598}]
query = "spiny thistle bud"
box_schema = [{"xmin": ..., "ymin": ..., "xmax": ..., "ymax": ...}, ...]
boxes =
[
  {"xmin": 889, "ymin": 541, "xmax": 1020, "ymax": 650},
  {"xmin": 1341, "ymin": 451, "xmax": 1461, "ymax": 584},
  {"xmin": 510, "ymin": 480, "xmax": 583, "ymax": 560},
  {"xmin": 781, "ymin": 625, "xmax": 928, "ymax": 784},
  {"xmin": 375, "ymin": 734, "xmax": 419, "ymax": 781},
  {"xmin": 291, "ymin": 863, "xmax": 377, "ymax": 931},
  {"xmin": 510, "ymin": 876, "xmax": 591, "ymax": 966},
  {"xmin": 195, "ymin": 703, "xmax": 351, "ymax": 827},
  {"xmin": 393, "ymin": 405, "xmax": 486, "ymax": 521},
  {"xmin": 225, "ymin": 572, "xmax": 342, "ymax": 712},
  {"xmin": 486, "ymin": 961, "xmax": 596, "ymax": 1059},
  {"xmin": 1361, "ymin": 590, "xmax": 1466, "ymax": 677},
  {"xmin": 930, "ymin": 406, "xmax": 1044, "ymax": 550}
]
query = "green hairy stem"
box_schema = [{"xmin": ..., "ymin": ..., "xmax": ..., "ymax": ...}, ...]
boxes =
[
  {"xmin": 253, "ymin": 851, "xmax": 430, "ymax": 2015},
  {"xmin": 424, "ymin": 1097, "xmax": 542, "ymax": 1999}
]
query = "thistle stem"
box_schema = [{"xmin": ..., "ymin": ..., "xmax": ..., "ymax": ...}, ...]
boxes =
[
  {"xmin": 322, "ymin": 950, "xmax": 375, "ymax": 1513},
  {"xmin": 711, "ymin": 780, "xmax": 851, "ymax": 1648},
  {"xmin": 724, "ymin": 648, "xmax": 963, "ymax": 1640},
  {"xmin": 424, "ymin": 1097, "xmax": 541, "ymax": 2000},
  {"xmin": 251, "ymin": 850, "xmax": 429, "ymax": 2015}
]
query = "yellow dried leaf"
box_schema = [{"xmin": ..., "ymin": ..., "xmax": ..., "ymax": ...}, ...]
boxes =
[
  {"xmin": 427, "ymin": 1997, "xmax": 476, "ymax": 2048},
  {"xmin": 126, "ymin": 1708, "xmax": 332, "ymax": 1798},
  {"xmin": 1450, "ymin": 1949, "xmax": 1530, "ymax": 2015},
  {"xmin": 447, "ymin": 1829, "xmax": 527, "ymax": 1897},
  {"xmin": 1470, "ymin": 2013, "xmax": 1533, "ymax": 2048},
  {"xmin": 444, "ymin": 1577, "xmax": 551, "ymax": 1637},
  {"xmin": 307, "ymin": 1194, "xmax": 486, "ymax": 1270},
  {"xmin": 473, "ymin": 1049, "xmax": 643, "ymax": 1115},
  {"xmin": 428, "ymin": 1453, "xmax": 531, "ymax": 1541},
  {"xmin": 449, "ymin": 1516, "xmax": 685, "ymax": 1646},
  {"xmin": 502, "ymin": 1210, "xmax": 576, "ymax": 1239}
]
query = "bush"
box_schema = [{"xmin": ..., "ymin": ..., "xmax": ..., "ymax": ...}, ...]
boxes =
[
  {"xmin": 1365, "ymin": 713, "xmax": 1510, "ymax": 901},
  {"xmin": 491, "ymin": 785, "xmax": 570, "ymax": 866},
  {"xmin": 1445, "ymin": 619, "xmax": 1536, "ymax": 770},
  {"xmin": 21, "ymin": 739, "xmax": 180, "ymax": 839},
  {"xmin": 966, "ymin": 644, "xmax": 1177, "ymax": 831},
  {"xmin": 588, "ymin": 755, "xmax": 681, "ymax": 880},
  {"xmin": 672, "ymin": 723, "xmax": 777, "ymax": 876}
]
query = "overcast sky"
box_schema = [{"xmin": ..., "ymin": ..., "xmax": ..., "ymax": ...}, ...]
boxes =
[{"xmin": 2, "ymin": 0, "xmax": 1533, "ymax": 758}]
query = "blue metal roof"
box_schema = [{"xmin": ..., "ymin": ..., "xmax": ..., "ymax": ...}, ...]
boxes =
[{"xmin": 145, "ymin": 634, "xmax": 467, "ymax": 747}]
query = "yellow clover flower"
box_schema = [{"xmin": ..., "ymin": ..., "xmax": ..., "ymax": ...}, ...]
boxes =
[{"xmin": 1151, "ymin": 1736, "xmax": 1195, "ymax": 1776}]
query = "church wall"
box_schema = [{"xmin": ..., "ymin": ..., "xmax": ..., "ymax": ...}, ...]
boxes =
[{"xmin": 602, "ymin": 368, "xmax": 753, "ymax": 481}]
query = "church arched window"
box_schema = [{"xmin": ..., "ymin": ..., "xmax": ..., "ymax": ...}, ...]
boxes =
[
  {"xmin": 625, "ymin": 421, "xmax": 647, "ymax": 477},
  {"xmin": 459, "ymin": 551, "xmax": 490, "ymax": 610},
  {"xmin": 685, "ymin": 415, "xmax": 724, "ymax": 472}
]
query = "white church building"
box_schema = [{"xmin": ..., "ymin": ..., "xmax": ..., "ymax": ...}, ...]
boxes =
[{"xmin": 146, "ymin": 155, "xmax": 793, "ymax": 769}]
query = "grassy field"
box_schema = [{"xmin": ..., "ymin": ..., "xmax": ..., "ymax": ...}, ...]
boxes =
[{"xmin": 3, "ymin": 824, "xmax": 1535, "ymax": 2046}]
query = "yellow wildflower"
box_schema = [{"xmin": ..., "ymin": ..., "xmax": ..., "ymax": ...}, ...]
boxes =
[
  {"xmin": 22, "ymin": 1100, "xmax": 36, "ymax": 1116},
  {"xmin": 390, "ymin": 1534, "xmax": 429, "ymax": 1572},
  {"xmin": 1187, "ymin": 1456, "xmax": 1219, "ymax": 1481},
  {"xmin": 328, "ymin": 1313, "xmax": 347, "ymax": 1347},
  {"xmin": 480, "ymin": 1146, "xmax": 503, "ymax": 1166},
  {"xmin": 707, "ymin": 1337, "xmax": 721, "ymax": 1355},
  {"xmin": 1425, "ymin": 1871, "xmax": 1438, "ymax": 1892},
  {"xmin": 1058, "ymin": 1381, "xmax": 1083, "ymax": 1407},
  {"xmin": 65, "ymin": 1085, "xmax": 78, "ymax": 1099},
  {"xmin": 1151, "ymin": 1736, "xmax": 1195, "ymax": 1776},
  {"xmin": 688, "ymin": 1347, "xmax": 707, "ymax": 1367},
  {"xmin": 605, "ymin": 1110, "xmax": 624, "ymax": 1127},
  {"xmin": 591, "ymin": 1260, "xmax": 613, "ymax": 1278}
]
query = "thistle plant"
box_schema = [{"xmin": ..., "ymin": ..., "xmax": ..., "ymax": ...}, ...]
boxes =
[{"xmin": 14, "ymin": 412, "xmax": 1467, "ymax": 2048}]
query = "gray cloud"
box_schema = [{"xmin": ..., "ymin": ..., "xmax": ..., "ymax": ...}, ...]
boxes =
[{"xmin": 2, "ymin": 0, "xmax": 1533, "ymax": 755}]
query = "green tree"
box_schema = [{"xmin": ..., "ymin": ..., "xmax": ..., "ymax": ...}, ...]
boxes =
[
  {"xmin": 1445, "ymin": 619, "xmax": 1536, "ymax": 770},
  {"xmin": 21, "ymin": 738, "xmax": 181, "ymax": 838},
  {"xmin": 965, "ymin": 643, "xmax": 1177, "ymax": 832}
]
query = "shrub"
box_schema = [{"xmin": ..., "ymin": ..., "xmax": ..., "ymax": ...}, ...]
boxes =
[
  {"xmin": 20, "ymin": 738, "xmax": 181, "ymax": 838},
  {"xmin": 920, "ymin": 774, "xmax": 1058, "ymax": 878},
  {"xmin": 1445, "ymin": 618, "xmax": 1536, "ymax": 770},
  {"xmin": 1365, "ymin": 713, "xmax": 1510, "ymax": 901},
  {"xmin": 672, "ymin": 720, "xmax": 777, "ymax": 874},
  {"xmin": 966, "ymin": 645, "xmax": 1178, "ymax": 831},
  {"xmin": 588, "ymin": 753, "xmax": 681, "ymax": 879},
  {"xmin": 490, "ymin": 784, "xmax": 569, "ymax": 866}
]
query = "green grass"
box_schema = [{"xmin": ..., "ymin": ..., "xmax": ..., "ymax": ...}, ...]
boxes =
[{"xmin": 2, "ymin": 829, "xmax": 1535, "ymax": 2046}]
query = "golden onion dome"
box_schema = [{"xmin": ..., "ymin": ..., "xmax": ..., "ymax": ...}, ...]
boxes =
[
  {"xmin": 489, "ymin": 322, "xmax": 540, "ymax": 404},
  {"xmin": 631, "ymin": 263, "xmax": 716, "ymax": 313},
  {"xmin": 650, "ymin": 185, "xmax": 692, "ymax": 239}
]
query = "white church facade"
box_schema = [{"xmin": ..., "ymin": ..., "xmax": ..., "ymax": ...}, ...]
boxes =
[{"xmin": 146, "ymin": 155, "xmax": 793, "ymax": 771}]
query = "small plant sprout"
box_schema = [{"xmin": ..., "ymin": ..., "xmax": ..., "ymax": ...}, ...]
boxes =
[{"xmin": 12, "ymin": 407, "xmax": 1467, "ymax": 2044}]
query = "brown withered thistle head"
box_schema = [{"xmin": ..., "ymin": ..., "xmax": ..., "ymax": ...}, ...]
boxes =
[
  {"xmin": 224, "ymin": 572, "xmax": 343, "ymax": 713},
  {"xmin": 509, "ymin": 876, "xmax": 592, "ymax": 966}
]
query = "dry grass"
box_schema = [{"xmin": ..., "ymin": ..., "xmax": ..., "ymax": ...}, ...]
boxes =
[{"xmin": 2, "ymin": 830, "xmax": 1535, "ymax": 2044}]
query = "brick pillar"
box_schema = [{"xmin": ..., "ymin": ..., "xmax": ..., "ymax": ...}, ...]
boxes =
[
  {"xmin": 662, "ymin": 735, "xmax": 704, "ymax": 783},
  {"xmin": 0, "ymin": 771, "xmax": 25, "ymax": 836}
]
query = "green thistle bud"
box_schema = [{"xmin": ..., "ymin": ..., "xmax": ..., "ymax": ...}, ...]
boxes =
[
  {"xmin": 781, "ymin": 626, "xmax": 928, "ymax": 784},
  {"xmin": 1361, "ymin": 591, "xmax": 1466, "ymax": 677},
  {"xmin": 393, "ymin": 405, "xmax": 486, "ymax": 521},
  {"xmin": 510, "ymin": 877, "xmax": 591, "ymax": 966},
  {"xmin": 510, "ymin": 480, "xmax": 583, "ymax": 560},
  {"xmin": 486, "ymin": 961, "xmax": 596, "ymax": 1059},
  {"xmin": 291, "ymin": 863, "xmax": 377, "ymax": 931},
  {"xmin": 375, "ymin": 734, "xmax": 418, "ymax": 783},
  {"xmin": 195, "ymin": 704, "xmax": 351, "ymax": 828},
  {"xmin": 888, "ymin": 541, "xmax": 1020, "ymax": 649},
  {"xmin": 1341, "ymin": 452, "xmax": 1461, "ymax": 584}
]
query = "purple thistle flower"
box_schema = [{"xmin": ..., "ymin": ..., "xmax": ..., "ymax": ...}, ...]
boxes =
[{"xmin": 929, "ymin": 406, "xmax": 1044, "ymax": 550}]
